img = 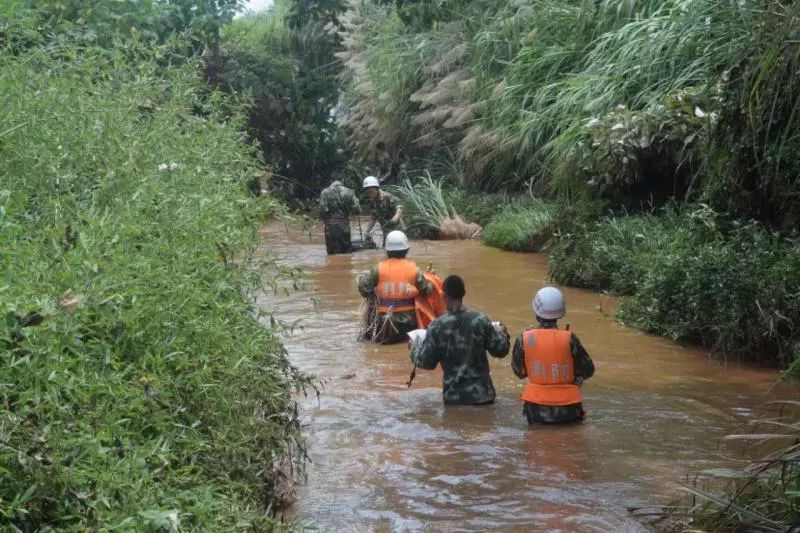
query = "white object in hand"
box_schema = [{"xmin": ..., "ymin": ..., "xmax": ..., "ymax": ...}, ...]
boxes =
[{"xmin": 407, "ymin": 329, "xmax": 427, "ymax": 345}]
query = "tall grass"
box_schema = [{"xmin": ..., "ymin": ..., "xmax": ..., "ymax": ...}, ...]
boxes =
[
  {"xmin": 339, "ymin": 0, "xmax": 800, "ymax": 224},
  {"xmin": 0, "ymin": 39, "xmax": 304, "ymax": 530},
  {"xmin": 482, "ymin": 199, "xmax": 556, "ymax": 252}
]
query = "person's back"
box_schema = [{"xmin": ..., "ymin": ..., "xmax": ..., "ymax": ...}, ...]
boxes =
[
  {"xmin": 319, "ymin": 180, "xmax": 359, "ymax": 254},
  {"xmin": 411, "ymin": 275, "xmax": 510, "ymax": 405},
  {"xmin": 320, "ymin": 181, "xmax": 359, "ymax": 219},
  {"xmin": 358, "ymin": 231, "xmax": 431, "ymax": 343},
  {"xmin": 511, "ymin": 287, "xmax": 595, "ymax": 424}
]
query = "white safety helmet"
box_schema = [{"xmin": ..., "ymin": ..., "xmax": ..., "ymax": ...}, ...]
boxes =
[
  {"xmin": 532, "ymin": 286, "xmax": 565, "ymax": 320},
  {"xmin": 385, "ymin": 230, "xmax": 409, "ymax": 251},
  {"xmin": 362, "ymin": 175, "xmax": 380, "ymax": 189}
]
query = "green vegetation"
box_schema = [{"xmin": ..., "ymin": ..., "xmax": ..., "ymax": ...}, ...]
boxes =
[
  {"xmin": 338, "ymin": 0, "xmax": 800, "ymax": 227},
  {"xmin": 551, "ymin": 206, "xmax": 800, "ymax": 365},
  {"xmin": 482, "ymin": 200, "xmax": 556, "ymax": 252},
  {"xmin": 336, "ymin": 0, "xmax": 800, "ymax": 365},
  {"xmin": 208, "ymin": 0, "xmax": 349, "ymax": 206},
  {"xmin": 0, "ymin": 4, "xmax": 306, "ymax": 530},
  {"xmin": 662, "ymin": 402, "xmax": 800, "ymax": 531},
  {"xmin": 385, "ymin": 174, "xmax": 451, "ymax": 236}
]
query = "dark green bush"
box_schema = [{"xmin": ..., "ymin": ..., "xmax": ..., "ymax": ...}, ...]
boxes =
[
  {"xmin": 551, "ymin": 206, "xmax": 800, "ymax": 363},
  {"xmin": 0, "ymin": 40, "xmax": 303, "ymax": 530}
]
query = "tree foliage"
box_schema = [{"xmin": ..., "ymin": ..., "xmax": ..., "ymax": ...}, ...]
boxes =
[{"xmin": 206, "ymin": 0, "xmax": 349, "ymax": 204}]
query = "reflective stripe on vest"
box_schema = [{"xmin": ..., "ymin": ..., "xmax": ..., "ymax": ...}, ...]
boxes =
[
  {"xmin": 520, "ymin": 328, "xmax": 582, "ymax": 406},
  {"xmin": 377, "ymin": 259, "xmax": 419, "ymax": 313}
]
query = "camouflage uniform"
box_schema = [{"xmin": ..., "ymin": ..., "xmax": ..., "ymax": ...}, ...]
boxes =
[
  {"xmin": 358, "ymin": 262, "xmax": 432, "ymax": 343},
  {"xmin": 511, "ymin": 320, "xmax": 595, "ymax": 424},
  {"xmin": 319, "ymin": 181, "xmax": 360, "ymax": 255},
  {"xmin": 411, "ymin": 305, "xmax": 510, "ymax": 405},
  {"xmin": 368, "ymin": 191, "xmax": 404, "ymax": 245}
]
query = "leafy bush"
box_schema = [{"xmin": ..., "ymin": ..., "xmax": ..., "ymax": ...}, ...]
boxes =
[
  {"xmin": 0, "ymin": 39, "xmax": 303, "ymax": 530},
  {"xmin": 482, "ymin": 199, "xmax": 556, "ymax": 252},
  {"xmin": 551, "ymin": 206, "xmax": 800, "ymax": 364}
]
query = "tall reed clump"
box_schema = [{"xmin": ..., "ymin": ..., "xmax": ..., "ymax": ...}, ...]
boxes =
[
  {"xmin": 0, "ymin": 40, "xmax": 305, "ymax": 530},
  {"xmin": 550, "ymin": 205, "xmax": 800, "ymax": 365},
  {"xmin": 385, "ymin": 173, "xmax": 452, "ymax": 235}
]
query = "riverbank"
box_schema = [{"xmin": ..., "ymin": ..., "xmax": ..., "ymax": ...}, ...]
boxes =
[{"xmin": 0, "ymin": 26, "xmax": 304, "ymax": 531}]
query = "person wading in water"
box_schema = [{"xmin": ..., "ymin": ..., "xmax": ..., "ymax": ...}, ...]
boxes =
[
  {"xmin": 362, "ymin": 175, "xmax": 403, "ymax": 248},
  {"xmin": 319, "ymin": 178, "xmax": 360, "ymax": 255},
  {"xmin": 410, "ymin": 275, "xmax": 510, "ymax": 405},
  {"xmin": 511, "ymin": 286, "xmax": 595, "ymax": 424},
  {"xmin": 357, "ymin": 231, "xmax": 432, "ymax": 344}
]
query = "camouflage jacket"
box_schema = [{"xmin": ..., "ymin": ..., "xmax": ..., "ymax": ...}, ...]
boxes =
[
  {"xmin": 369, "ymin": 190, "xmax": 404, "ymax": 230},
  {"xmin": 320, "ymin": 181, "xmax": 360, "ymax": 220},
  {"xmin": 357, "ymin": 261, "xmax": 432, "ymax": 327},
  {"xmin": 411, "ymin": 305, "xmax": 510, "ymax": 405},
  {"xmin": 511, "ymin": 320, "xmax": 595, "ymax": 423}
]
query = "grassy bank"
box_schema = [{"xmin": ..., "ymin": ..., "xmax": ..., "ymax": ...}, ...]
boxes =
[{"xmin": 0, "ymin": 37, "xmax": 304, "ymax": 530}]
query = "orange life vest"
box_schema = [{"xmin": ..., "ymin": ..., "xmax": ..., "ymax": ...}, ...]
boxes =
[
  {"xmin": 414, "ymin": 271, "xmax": 445, "ymax": 329},
  {"xmin": 377, "ymin": 259, "xmax": 420, "ymax": 313},
  {"xmin": 520, "ymin": 328, "xmax": 582, "ymax": 406}
]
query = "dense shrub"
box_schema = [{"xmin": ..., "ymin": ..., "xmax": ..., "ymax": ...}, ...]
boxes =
[
  {"xmin": 551, "ymin": 206, "xmax": 800, "ymax": 364},
  {"xmin": 0, "ymin": 40, "xmax": 304, "ymax": 530}
]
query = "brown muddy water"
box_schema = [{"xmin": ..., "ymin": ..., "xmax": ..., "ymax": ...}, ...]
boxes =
[{"xmin": 256, "ymin": 219, "xmax": 795, "ymax": 532}]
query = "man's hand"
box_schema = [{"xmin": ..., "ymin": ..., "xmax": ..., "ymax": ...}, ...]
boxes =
[{"xmin": 492, "ymin": 321, "xmax": 509, "ymax": 336}]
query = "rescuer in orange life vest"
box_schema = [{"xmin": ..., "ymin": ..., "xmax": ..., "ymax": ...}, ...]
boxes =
[
  {"xmin": 511, "ymin": 287, "xmax": 595, "ymax": 424},
  {"xmin": 357, "ymin": 230, "xmax": 433, "ymax": 344}
]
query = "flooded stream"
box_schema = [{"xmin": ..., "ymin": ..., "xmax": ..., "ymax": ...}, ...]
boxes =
[{"xmin": 257, "ymin": 219, "xmax": 794, "ymax": 532}]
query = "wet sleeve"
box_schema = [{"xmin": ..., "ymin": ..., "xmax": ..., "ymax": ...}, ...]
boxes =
[
  {"xmin": 511, "ymin": 335, "xmax": 527, "ymax": 378},
  {"xmin": 570, "ymin": 333, "xmax": 595, "ymax": 380},
  {"xmin": 351, "ymin": 192, "xmax": 361, "ymax": 214},
  {"xmin": 411, "ymin": 325, "xmax": 440, "ymax": 370},
  {"xmin": 483, "ymin": 316, "xmax": 510, "ymax": 358},
  {"xmin": 414, "ymin": 269, "xmax": 433, "ymax": 295},
  {"xmin": 357, "ymin": 266, "xmax": 379, "ymax": 297},
  {"xmin": 388, "ymin": 193, "xmax": 402, "ymax": 212}
]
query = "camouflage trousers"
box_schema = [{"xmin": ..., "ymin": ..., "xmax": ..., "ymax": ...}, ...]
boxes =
[
  {"xmin": 523, "ymin": 402, "xmax": 585, "ymax": 424},
  {"xmin": 324, "ymin": 218, "xmax": 352, "ymax": 255}
]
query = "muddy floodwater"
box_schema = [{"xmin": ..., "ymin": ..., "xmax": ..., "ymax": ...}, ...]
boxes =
[{"xmin": 256, "ymin": 220, "xmax": 795, "ymax": 532}]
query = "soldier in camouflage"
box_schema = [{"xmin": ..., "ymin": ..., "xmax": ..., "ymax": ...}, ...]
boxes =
[
  {"xmin": 362, "ymin": 176, "xmax": 404, "ymax": 247},
  {"xmin": 411, "ymin": 275, "xmax": 510, "ymax": 405},
  {"xmin": 319, "ymin": 179, "xmax": 360, "ymax": 255},
  {"xmin": 511, "ymin": 287, "xmax": 595, "ymax": 424}
]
